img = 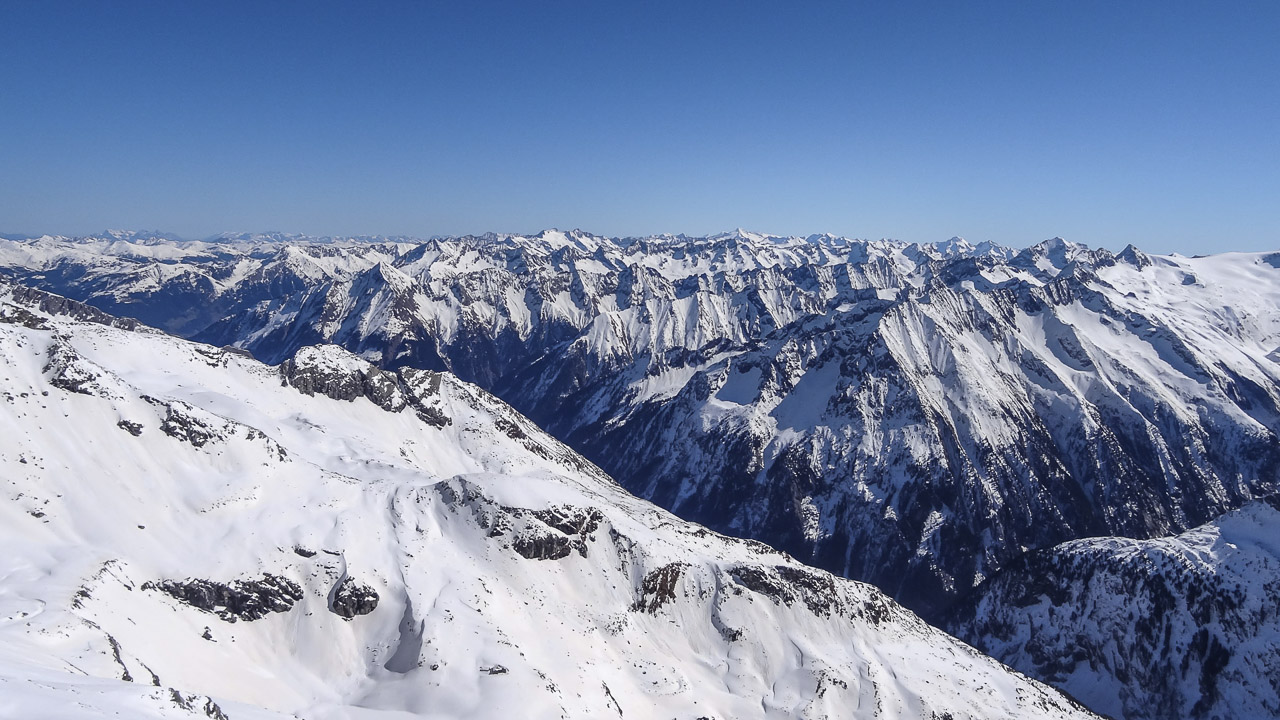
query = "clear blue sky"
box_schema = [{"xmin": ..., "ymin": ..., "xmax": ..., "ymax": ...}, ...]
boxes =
[{"xmin": 2, "ymin": 1, "xmax": 1277, "ymax": 252}]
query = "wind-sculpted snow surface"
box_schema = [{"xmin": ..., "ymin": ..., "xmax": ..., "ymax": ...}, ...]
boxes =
[
  {"xmin": 3, "ymin": 231, "xmax": 1279, "ymax": 624},
  {"xmin": 946, "ymin": 496, "xmax": 1280, "ymax": 720},
  {"xmin": 0, "ymin": 284, "xmax": 1096, "ymax": 719}
]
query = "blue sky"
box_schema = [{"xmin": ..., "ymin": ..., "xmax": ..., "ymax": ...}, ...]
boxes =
[{"xmin": 2, "ymin": 2, "xmax": 1277, "ymax": 252}]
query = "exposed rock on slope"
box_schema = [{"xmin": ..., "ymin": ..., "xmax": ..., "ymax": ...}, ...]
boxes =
[
  {"xmin": 328, "ymin": 576, "xmax": 379, "ymax": 619},
  {"xmin": 143, "ymin": 575, "xmax": 304, "ymax": 622}
]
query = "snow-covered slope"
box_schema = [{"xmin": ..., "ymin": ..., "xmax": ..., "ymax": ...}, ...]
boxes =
[
  {"xmin": 945, "ymin": 496, "xmax": 1280, "ymax": 720},
  {"xmin": 4, "ymin": 231, "xmax": 1277, "ymax": 627},
  {"xmin": 0, "ymin": 282, "xmax": 1096, "ymax": 720}
]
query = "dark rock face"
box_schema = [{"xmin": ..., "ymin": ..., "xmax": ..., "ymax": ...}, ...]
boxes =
[
  {"xmin": 512, "ymin": 531, "xmax": 577, "ymax": 561},
  {"xmin": 329, "ymin": 576, "xmax": 379, "ymax": 619},
  {"xmin": 727, "ymin": 564, "xmax": 905, "ymax": 630},
  {"xmin": 279, "ymin": 347, "xmax": 452, "ymax": 428},
  {"xmin": 529, "ymin": 507, "xmax": 604, "ymax": 538},
  {"xmin": 116, "ymin": 419, "xmax": 143, "ymax": 436},
  {"xmin": 280, "ymin": 352, "xmax": 403, "ymax": 410},
  {"xmin": 632, "ymin": 563, "xmax": 688, "ymax": 613},
  {"xmin": 511, "ymin": 505, "xmax": 604, "ymax": 560},
  {"xmin": 0, "ymin": 301, "xmax": 51, "ymax": 329},
  {"xmin": 729, "ymin": 565, "xmax": 842, "ymax": 616},
  {"xmin": 168, "ymin": 689, "xmax": 230, "ymax": 720},
  {"xmin": 43, "ymin": 341, "xmax": 108, "ymax": 396},
  {"xmin": 435, "ymin": 478, "xmax": 606, "ymax": 562},
  {"xmin": 144, "ymin": 574, "xmax": 303, "ymax": 622},
  {"xmin": 399, "ymin": 368, "xmax": 451, "ymax": 428},
  {"xmin": 158, "ymin": 403, "xmax": 221, "ymax": 448}
]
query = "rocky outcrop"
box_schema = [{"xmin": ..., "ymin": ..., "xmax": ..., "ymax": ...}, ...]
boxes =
[
  {"xmin": 143, "ymin": 574, "xmax": 303, "ymax": 622},
  {"xmin": 632, "ymin": 563, "xmax": 688, "ymax": 613},
  {"xmin": 329, "ymin": 576, "xmax": 379, "ymax": 619},
  {"xmin": 116, "ymin": 419, "xmax": 144, "ymax": 436},
  {"xmin": 529, "ymin": 507, "xmax": 604, "ymax": 538},
  {"xmin": 156, "ymin": 401, "xmax": 225, "ymax": 448},
  {"xmin": 42, "ymin": 340, "xmax": 131, "ymax": 400},
  {"xmin": 512, "ymin": 531, "xmax": 578, "ymax": 560},
  {"xmin": 729, "ymin": 565, "xmax": 847, "ymax": 618},
  {"xmin": 168, "ymin": 689, "xmax": 230, "ymax": 720},
  {"xmin": 511, "ymin": 505, "xmax": 605, "ymax": 560},
  {"xmin": 2, "ymin": 280, "xmax": 148, "ymax": 331},
  {"xmin": 280, "ymin": 345, "xmax": 406, "ymax": 410},
  {"xmin": 279, "ymin": 345, "xmax": 453, "ymax": 428}
]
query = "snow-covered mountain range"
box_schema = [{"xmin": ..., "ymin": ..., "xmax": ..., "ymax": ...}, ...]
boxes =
[
  {"xmin": 5, "ymin": 230, "xmax": 1277, "ymax": 619},
  {"xmin": 3, "ymin": 228, "xmax": 1279, "ymax": 718},
  {"xmin": 0, "ymin": 280, "xmax": 1098, "ymax": 719}
]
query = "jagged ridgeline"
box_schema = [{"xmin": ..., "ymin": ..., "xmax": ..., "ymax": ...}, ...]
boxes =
[
  {"xmin": 0, "ymin": 281, "xmax": 1098, "ymax": 719},
  {"xmin": 945, "ymin": 495, "xmax": 1280, "ymax": 720},
  {"xmin": 5, "ymin": 230, "xmax": 1277, "ymax": 623}
]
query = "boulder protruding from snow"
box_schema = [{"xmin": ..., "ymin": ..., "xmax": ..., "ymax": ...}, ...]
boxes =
[{"xmin": 329, "ymin": 576, "xmax": 379, "ymax": 619}]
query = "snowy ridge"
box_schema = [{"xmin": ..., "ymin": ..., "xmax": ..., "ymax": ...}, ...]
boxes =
[
  {"xmin": 0, "ymin": 283, "xmax": 1096, "ymax": 719},
  {"xmin": 945, "ymin": 496, "xmax": 1280, "ymax": 720}
]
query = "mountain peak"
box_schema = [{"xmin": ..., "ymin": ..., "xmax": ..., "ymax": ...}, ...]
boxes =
[{"xmin": 1116, "ymin": 243, "xmax": 1152, "ymax": 268}]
